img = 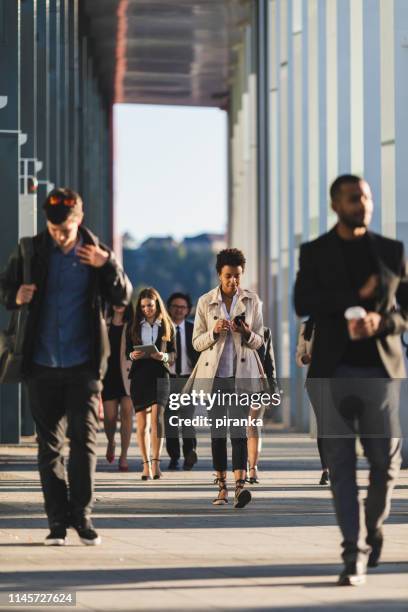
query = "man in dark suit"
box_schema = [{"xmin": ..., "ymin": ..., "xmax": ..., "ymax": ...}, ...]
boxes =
[
  {"xmin": 165, "ymin": 292, "xmax": 199, "ymax": 470},
  {"xmin": 294, "ymin": 175, "xmax": 408, "ymax": 586}
]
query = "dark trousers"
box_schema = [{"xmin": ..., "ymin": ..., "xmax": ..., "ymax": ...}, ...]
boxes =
[
  {"xmin": 305, "ymin": 380, "xmax": 328, "ymax": 470},
  {"xmin": 165, "ymin": 425, "xmax": 196, "ymax": 461},
  {"xmin": 26, "ymin": 364, "xmax": 101, "ymax": 528},
  {"xmin": 210, "ymin": 378, "xmax": 248, "ymax": 472},
  {"xmin": 317, "ymin": 438, "xmax": 328, "ymax": 471},
  {"xmin": 165, "ymin": 374, "xmax": 197, "ymax": 461},
  {"xmin": 322, "ymin": 365, "xmax": 401, "ymax": 552}
]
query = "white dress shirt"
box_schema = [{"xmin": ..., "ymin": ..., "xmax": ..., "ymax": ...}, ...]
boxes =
[
  {"xmin": 140, "ymin": 318, "xmax": 161, "ymax": 345},
  {"xmin": 216, "ymin": 291, "xmax": 239, "ymax": 378},
  {"xmin": 169, "ymin": 319, "xmax": 192, "ymax": 376}
]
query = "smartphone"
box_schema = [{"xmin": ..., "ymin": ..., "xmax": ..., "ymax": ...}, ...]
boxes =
[{"xmin": 233, "ymin": 314, "xmax": 246, "ymax": 327}]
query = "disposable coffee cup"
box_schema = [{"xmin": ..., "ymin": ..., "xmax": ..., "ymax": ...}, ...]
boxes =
[{"xmin": 344, "ymin": 306, "xmax": 367, "ymax": 340}]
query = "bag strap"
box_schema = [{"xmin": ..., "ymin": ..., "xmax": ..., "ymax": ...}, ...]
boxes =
[
  {"xmin": 19, "ymin": 237, "xmax": 33, "ymax": 285},
  {"xmin": 13, "ymin": 238, "xmax": 34, "ymax": 355}
]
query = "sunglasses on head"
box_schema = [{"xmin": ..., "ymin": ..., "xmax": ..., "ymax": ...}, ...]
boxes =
[{"xmin": 47, "ymin": 194, "xmax": 77, "ymax": 207}]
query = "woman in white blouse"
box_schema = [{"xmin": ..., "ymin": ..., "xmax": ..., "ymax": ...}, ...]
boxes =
[{"xmin": 127, "ymin": 288, "xmax": 175, "ymax": 480}]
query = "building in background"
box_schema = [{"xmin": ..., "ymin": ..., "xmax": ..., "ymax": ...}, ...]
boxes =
[
  {"xmin": 1, "ymin": 0, "xmax": 407, "ymax": 445},
  {"xmin": 228, "ymin": 0, "xmax": 408, "ymax": 430}
]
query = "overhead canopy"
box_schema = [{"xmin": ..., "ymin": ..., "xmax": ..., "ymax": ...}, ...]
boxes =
[{"xmin": 83, "ymin": 0, "xmax": 251, "ymax": 107}]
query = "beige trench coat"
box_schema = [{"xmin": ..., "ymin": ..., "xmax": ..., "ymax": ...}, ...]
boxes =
[{"xmin": 183, "ymin": 286, "xmax": 266, "ymax": 395}]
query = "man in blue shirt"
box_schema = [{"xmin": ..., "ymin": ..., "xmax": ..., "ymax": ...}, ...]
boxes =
[{"xmin": 0, "ymin": 188, "xmax": 132, "ymax": 546}]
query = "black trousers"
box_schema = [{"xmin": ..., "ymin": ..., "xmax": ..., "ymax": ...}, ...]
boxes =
[
  {"xmin": 26, "ymin": 364, "xmax": 101, "ymax": 528},
  {"xmin": 210, "ymin": 378, "xmax": 248, "ymax": 472},
  {"xmin": 164, "ymin": 374, "xmax": 197, "ymax": 461},
  {"xmin": 317, "ymin": 437, "xmax": 328, "ymax": 471},
  {"xmin": 165, "ymin": 420, "xmax": 197, "ymax": 461},
  {"xmin": 309, "ymin": 365, "xmax": 401, "ymax": 552}
]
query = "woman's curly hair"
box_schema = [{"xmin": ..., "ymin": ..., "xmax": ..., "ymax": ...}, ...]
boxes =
[{"xmin": 215, "ymin": 248, "xmax": 246, "ymax": 274}]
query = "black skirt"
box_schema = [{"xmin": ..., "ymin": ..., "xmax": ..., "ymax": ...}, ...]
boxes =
[
  {"xmin": 129, "ymin": 358, "xmax": 170, "ymax": 413},
  {"xmin": 102, "ymin": 324, "xmax": 127, "ymax": 401}
]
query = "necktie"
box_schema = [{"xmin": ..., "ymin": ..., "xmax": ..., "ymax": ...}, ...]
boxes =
[{"xmin": 176, "ymin": 325, "xmax": 182, "ymax": 375}]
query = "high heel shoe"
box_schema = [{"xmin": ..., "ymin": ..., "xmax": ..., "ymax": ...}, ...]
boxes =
[
  {"xmin": 151, "ymin": 458, "xmax": 162, "ymax": 480},
  {"xmin": 141, "ymin": 460, "xmax": 151, "ymax": 481},
  {"xmin": 118, "ymin": 457, "xmax": 129, "ymax": 472},
  {"xmin": 212, "ymin": 474, "xmax": 228, "ymax": 505},
  {"xmin": 106, "ymin": 442, "xmax": 116, "ymax": 464},
  {"xmin": 247, "ymin": 465, "xmax": 259, "ymax": 484},
  {"xmin": 234, "ymin": 479, "xmax": 252, "ymax": 508}
]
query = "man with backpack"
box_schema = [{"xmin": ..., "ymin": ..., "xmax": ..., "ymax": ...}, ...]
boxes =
[{"xmin": 0, "ymin": 188, "xmax": 132, "ymax": 546}]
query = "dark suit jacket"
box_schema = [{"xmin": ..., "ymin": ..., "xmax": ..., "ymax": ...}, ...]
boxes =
[
  {"xmin": 294, "ymin": 227, "xmax": 408, "ymax": 378},
  {"xmin": 256, "ymin": 326, "xmax": 278, "ymax": 394},
  {"xmin": 257, "ymin": 327, "xmax": 277, "ymax": 379},
  {"xmin": 184, "ymin": 319, "xmax": 199, "ymax": 369}
]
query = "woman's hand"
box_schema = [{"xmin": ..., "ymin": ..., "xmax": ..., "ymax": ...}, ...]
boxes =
[
  {"xmin": 231, "ymin": 320, "xmax": 251, "ymax": 340},
  {"xmin": 214, "ymin": 319, "xmax": 230, "ymax": 335},
  {"xmin": 150, "ymin": 352, "xmax": 165, "ymax": 361},
  {"xmin": 129, "ymin": 350, "xmax": 145, "ymax": 361}
]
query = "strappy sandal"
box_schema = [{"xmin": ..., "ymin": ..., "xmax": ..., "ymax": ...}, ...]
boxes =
[
  {"xmin": 247, "ymin": 465, "xmax": 259, "ymax": 484},
  {"xmin": 234, "ymin": 479, "xmax": 252, "ymax": 508},
  {"xmin": 151, "ymin": 458, "xmax": 162, "ymax": 480},
  {"xmin": 212, "ymin": 475, "xmax": 228, "ymax": 505},
  {"xmin": 141, "ymin": 460, "xmax": 151, "ymax": 481}
]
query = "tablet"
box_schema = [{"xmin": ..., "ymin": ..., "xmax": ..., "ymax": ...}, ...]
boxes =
[{"xmin": 132, "ymin": 344, "xmax": 159, "ymax": 355}]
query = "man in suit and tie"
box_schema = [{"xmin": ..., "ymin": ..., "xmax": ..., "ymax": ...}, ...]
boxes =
[
  {"xmin": 294, "ymin": 174, "xmax": 408, "ymax": 586},
  {"xmin": 165, "ymin": 292, "xmax": 199, "ymax": 470}
]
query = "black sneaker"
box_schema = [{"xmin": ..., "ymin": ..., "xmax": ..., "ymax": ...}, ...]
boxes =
[
  {"xmin": 183, "ymin": 449, "xmax": 197, "ymax": 471},
  {"xmin": 319, "ymin": 470, "xmax": 330, "ymax": 486},
  {"xmin": 167, "ymin": 459, "xmax": 180, "ymax": 470},
  {"xmin": 73, "ymin": 520, "xmax": 101, "ymax": 546},
  {"xmin": 366, "ymin": 528, "xmax": 383, "ymax": 567},
  {"xmin": 44, "ymin": 525, "xmax": 67, "ymax": 546},
  {"xmin": 337, "ymin": 551, "xmax": 368, "ymax": 586}
]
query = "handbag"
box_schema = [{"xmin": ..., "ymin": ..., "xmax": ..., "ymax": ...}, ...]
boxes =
[{"xmin": 0, "ymin": 237, "xmax": 34, "ymax": 384}]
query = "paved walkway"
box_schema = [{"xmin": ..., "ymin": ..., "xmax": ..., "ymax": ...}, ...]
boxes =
[{"xmin": 0, "ymin": 433, "xmax": 407, "ymax": 611}]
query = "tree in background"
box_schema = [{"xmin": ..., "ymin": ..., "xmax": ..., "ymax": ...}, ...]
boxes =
[{"xmin": 123, "ymin": 233, "xmax": 226, "ymax": 312}]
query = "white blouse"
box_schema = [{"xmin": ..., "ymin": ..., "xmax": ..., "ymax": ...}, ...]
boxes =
[
  {"xmin": 215, "ymin": 292, "xmax": 239, "ymax": 378},
  {"xmin": 140, "ymin": 319, "xmax": 161, "ymax": 345}
]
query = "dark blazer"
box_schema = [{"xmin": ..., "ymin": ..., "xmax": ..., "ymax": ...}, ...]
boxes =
[
  {"xmin": 0, "ymin": 226, "xmax": 133, "ymax": 379},
  {"xmin": 257, "ymin": 327, "xmax": 277, "ymax": 381},
  {"xmin": 184, "ymin": 319, "xmax": 199, "ymax": 369},
  {"xmin": 126, "ymin": 322, "xmax": 176, "ymax": 377},
  {"xmin": 256, "ymin": 326, "xmax": 278, "ymax": 394},
  {"xmin": 294, "ymin": 227, "xmax": 408, "ymax": 378}
]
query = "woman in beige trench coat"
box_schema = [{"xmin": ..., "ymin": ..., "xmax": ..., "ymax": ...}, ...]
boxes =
[{"xmin": 186, "ymin": 248, "xmax": 265, "ymax": 508}]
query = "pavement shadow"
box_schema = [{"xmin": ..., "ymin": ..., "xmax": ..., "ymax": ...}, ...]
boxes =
[{"xmin": 1, "ymin": 562, "xmax": 408, "ymax": 591}]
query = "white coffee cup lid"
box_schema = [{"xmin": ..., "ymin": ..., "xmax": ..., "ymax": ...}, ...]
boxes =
[{"xmin": 344, "ymin": 306, "xmax": 367, "ymax": 320}]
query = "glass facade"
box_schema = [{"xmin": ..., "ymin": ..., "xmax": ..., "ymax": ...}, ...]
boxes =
[{"xmin": 228, "ymin": 0, "xmax": 408, "ymax": 429}]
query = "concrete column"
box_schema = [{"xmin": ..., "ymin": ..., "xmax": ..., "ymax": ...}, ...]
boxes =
[
  {"xmin": 0, "ymin": 0, "xmax": 21, "ymax": 443},
  {"xmin": 36, "ymin": 0, "xmax": 51, "ymax": 230},
  {"xmin": 48, "ymin": 0, "xmax": 61, "ymax": 187}
]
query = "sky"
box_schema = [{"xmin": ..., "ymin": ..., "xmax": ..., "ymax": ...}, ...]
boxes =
[{"xmin": 114, "ymin": 104, "xmax": 228, "ymax": 245}]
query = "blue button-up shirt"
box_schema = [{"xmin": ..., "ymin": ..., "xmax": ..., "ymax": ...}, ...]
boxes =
[{"xmin": 33, "ymin": 238, "xmax": 92, "ymax": 368}]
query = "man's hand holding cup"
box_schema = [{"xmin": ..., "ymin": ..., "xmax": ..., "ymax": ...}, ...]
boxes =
[{"xmin": 345, "ymin": 306, "xmax": 382, "ymax": 340}]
